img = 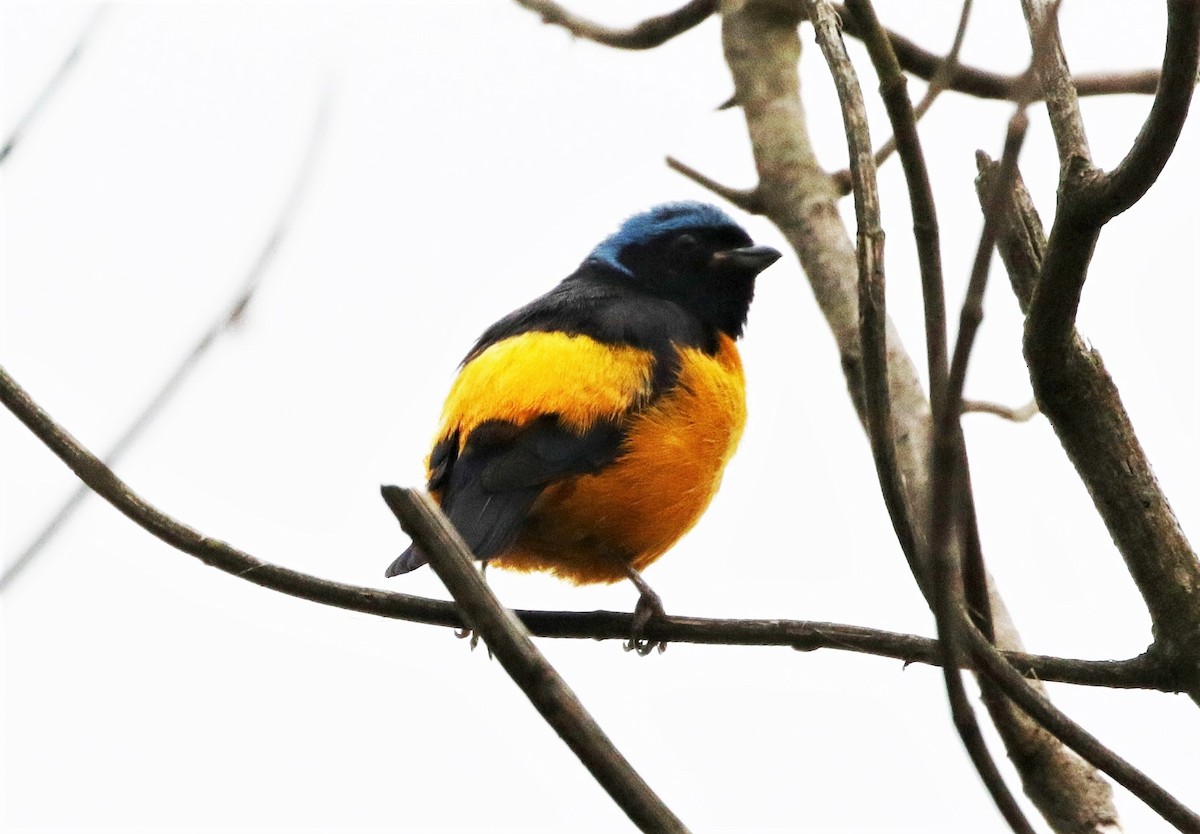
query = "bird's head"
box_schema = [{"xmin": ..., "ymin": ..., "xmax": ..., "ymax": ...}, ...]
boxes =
[{"xmin": 585, "ymin": 201, "xmax": 782, "ymax": 338}]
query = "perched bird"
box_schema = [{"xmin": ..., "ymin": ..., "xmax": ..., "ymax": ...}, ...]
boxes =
[{"xmin": 386, "ymin": 201, "xmax": 780, "ymax": 653}]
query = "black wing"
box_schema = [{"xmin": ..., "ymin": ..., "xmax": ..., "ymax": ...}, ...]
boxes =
[{"xmin": 384, "ymin": 416, "xmax": 624, "ymax": 576}]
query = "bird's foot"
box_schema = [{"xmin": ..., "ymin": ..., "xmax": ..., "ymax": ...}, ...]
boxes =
[
  {"xmin": 452, "ymin": 561, "xmax": 494, "ymax": 654},
  {"xmin": 454, "ymin": 626, "xmax": 481, "ymax": 651},
  {"xmin": 623, "ymin": 567, "xmax": 667, "ymax": 656}
]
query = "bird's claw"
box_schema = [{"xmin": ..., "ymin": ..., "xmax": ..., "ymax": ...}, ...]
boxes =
[
  {"xmin": 454, "ymin": 626, "xmax": 478, "ymax": 648},
  {"xmin": 454, "ymin": 625, "xmax": 494, "ymax": 658},
  {"xmin": 455, "ymin": 626, "xmax": 482, "ymax": 651},
  {"xmin": 624, "ymin": 587, "xmax": 667, "ymax": 656}
]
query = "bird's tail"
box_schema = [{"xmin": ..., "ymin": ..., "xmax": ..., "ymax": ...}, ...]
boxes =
[{"xmin": 384, "ymin": 544, "xmax": 427, "ymax": 577}]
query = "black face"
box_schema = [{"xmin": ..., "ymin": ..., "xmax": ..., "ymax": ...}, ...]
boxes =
[{"xmin": 612, "ymin": 226, "xmax": 780, "ymax": 338}]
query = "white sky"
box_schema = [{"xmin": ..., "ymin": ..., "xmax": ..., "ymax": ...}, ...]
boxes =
[{"xmin": 1, "ymin": 1, "xmax": 1197, "ymax": 832}]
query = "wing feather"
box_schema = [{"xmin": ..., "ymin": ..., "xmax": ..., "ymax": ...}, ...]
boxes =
[{"xmin": 387, "ymin": 332, "xmax": 654, "ymax": 574}]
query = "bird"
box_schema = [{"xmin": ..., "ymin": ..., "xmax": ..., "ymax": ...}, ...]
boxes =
[{"xmin": 385, "ymin": 201, "xmax": 781, "ymax": 653}]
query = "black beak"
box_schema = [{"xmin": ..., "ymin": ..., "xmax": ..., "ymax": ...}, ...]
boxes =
[{"xmin": 711, "ymin": 244, "xmax": 783, "ymax": 275}]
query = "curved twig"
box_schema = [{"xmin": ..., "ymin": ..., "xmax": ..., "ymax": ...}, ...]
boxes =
[
  {"xmin": 513, "ymin": 0, "xmax": 714, "ymax": 50},
  {"xmin": 0, "ymin": 89, "xmax": 332, "ymax": 593},
  {"xmin": 831, "ymin": 2, "xmax": 1160, "ymax": 102},
  {"xmin": 962, "ymin": 620, "xmax": 1200, "ymax": 832},
  {"xmin": 666, "ymin": 156, "xmax": 762, "ymax": 213},
  {"xmin": 1021, "ymin": 0, "xmax": 1200, "ymax": 700},
  {"xmin": 832, "ymin": 0, "xmax": 973, "ymax": 196},
  {"xmin": 0, "ymin": 5, "xmax": 109, "ymax": 166},
  {"xmin": 1093, "ymin": 1, "xmax": 1200, "ymax": 220},
  {"xmin": 961, "ymin": 399, "xmax": 1039, "ymax": 422},
  {"xmin": 804, "ymin": 4, "xmax": 1033, "ymax": 831},
  {"xmin": 0, "ymin": 361, "xmax": 1171, "ymax": 691}
]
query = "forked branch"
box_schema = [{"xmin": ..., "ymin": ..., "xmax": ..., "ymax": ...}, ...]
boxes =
[{"xmin": 0, "ymin": 362, "xmax": 1169, "ymax": 690}]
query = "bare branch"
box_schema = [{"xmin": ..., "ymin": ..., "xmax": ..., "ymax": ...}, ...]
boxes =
[
  {"xmin": 973, "ymin": 151, "xmax": 1043, "ymax": 315},
  {"xmin": 948, "ymin": 107, "xmax": 1031, "ymax": 480},
  {"xmin": 0, "ymin": 5, "xmax": 108, "ymax": 166},
  {"xmin": 1093, "ymin": 1, "xmax": 1200, "ymax": 220},
  {"xmin": 1018, "ymin": 0, "xmax": 1091, "ymax": 165},
  {"xmin": 837, "ymin": 1, "xmax": 1101, "ymax": 828},
  {"xmin": 830, "ymin": 3, "xmax": 1161, "ymax": 102},
  {"xmin": 0, "ymin": 89, "xmax": 332, "ymax": 593},
  {"xmin": 840, "ymin": 0, "xmax": 951, "ymax": 443},
  {"xmin": 1013, "ymin": 2, "xmax": 1200, "ymax": 701},
  {"xmin": 981, "ymin": 592, "xmax": 1122, "ymax": 834},
  {"xmin": 513, "ymin": 0, "xmax": 714, "ymax": 50},
  {"xmin": 381, "ymin": 488, "xmax": 689, "ymax": 834},
  {"xmin": 983, "ymin": 154, "xmax": 1200, "ymax": 706},
  {"xmin": 962, "ymin": 621, "xmax": 1200, "ymax": 832},
  {"xmin": 805, "ymin": 3, "xmax": 1032, "ymax": 831},
  {"xmin": 665, "ymin": 155, "xmax": 762, "ymax": 213},
  {"xmin": 832, "ymin": 0, "xmax": 973, "ymax": 196},
  {"xmin": 934, "ymin": 89, "xmax": 1064, "ymax": 834},
  {"xmin": 0, "ymin": 361, "xmax": 1175, "ymax": 691},
  {"xmin": 803, "ymin": 1, "xmax": 920, "ymax": 575},
  {"xmin": 962, "ymin": 399, "xmax": 1039, "ymax": 423}
]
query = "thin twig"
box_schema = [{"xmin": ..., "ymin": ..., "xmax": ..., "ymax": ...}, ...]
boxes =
[
  {"xmin": 512, "ymin": 0, "xmax": 1160, "ymax": 101},
  {"xmin": 962, "ymin": 620, "xmax": 1200, "ymax": 832},
  {"xmin": 1018, "ymin": 0, "xmax": 1091, "ymax": 166},
  {"xmin": 0, "ymin": 361, "xmax": 1174, "ymax": 691},
  {"xmin": 803, "ymin": 0, "xmax": 918, "ymax": 577},
  {"xmin": 974, "ymin": 153, "xmax": 1123, "ymax": 834},
  {"xmin": 961, "ymin": 399, "xmax": 1039, "ymax": 422},
  {"xmin": 840, "ymin": 0, "xmax": 950, "ymax": 463},
  {"xmin": 928, "ymin": 0, "xmax": 1058, "ymax": 653},
  {"xmin": 804, "ymin": 4, "xmax": 1032, "ymax": 832},
  {"xmin": 1092, "ymin": 1, "xmax": 1200, "ymax": 220},
  {"xmin": 832, "ymin": 0, "xmax": 973, "ymax": 196},
  {"xmin": 839, "ymin": 8, "xmax": 1083, "ymax": 820},
  {"xmin": 512, "ymin": 0, "xmax": 714, "ymax": 50},
  {"xmin": 0, "ymin": 5, "xmax": 108, "ymax": 166},
  {"xmin": 380, "ymin": 488, "xmax": 689, "ymax": 834},
  {"xmin": 830, "ymin": 2, "xmax": 1160, "ymax": 102},
  {"xmin": 665, "ymin": 156, "xmax": 762, "ymax": 213},
  {"xmin": 933, "ymin": 99, "xmax": 1033, "ymax": 640},
  {"xmin": 0, "ymin": 89, "xmax": 331, "ymax": 593},
  {"xmin": 1020, "ymin": 0, "xmax": 1200, "ymax": 700}
]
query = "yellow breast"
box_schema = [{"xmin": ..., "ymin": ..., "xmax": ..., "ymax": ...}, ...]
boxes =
[{"xmin": 493, "ymin": 334, "xmax": 747, "ymax": 584}]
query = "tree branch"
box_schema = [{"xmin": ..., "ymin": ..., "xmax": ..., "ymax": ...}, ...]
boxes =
[
  {"xmin": 831, "ymin": 0, "xmax": 973, "ymax": 197},
  {"xmin": 0, "ymin": 361, "xmax": 1173, "ymax": 691},
  {"xmin": 805, "ymin": 4, "xmax": 1033, "ymax": 831},
  {"xmin": 381, "ymin": 487, "xmax": 689, "ymax": 834},
  {"xmin": 513, "ymin": 0, "xmax": 714, "ymax": 50},
  {"xmin": 804, "ymin": 0, "xmax": 919, "ymax": 573},
  {"xmin": 1018, "ymin": 0, "xmax": 1091, "ymax": 166},
  {"xmin": 831, "ymin": 2, "xmax": 1161, "ymax": 102},
  {"xmin": 0, "ymin": 88, "xmax": 332, "ymax": 593},
  {"xmin": 961, "ymin": 398, "xmax": 1039, "ymax": 423},
  {"xmin": 941, "ymin": 65, "xmax": 1121, "ymax": 834},
  {"xmin": 665, "ymin": 155, "xmax": 762, "ymax": 213},
  {"xmin": 962, "ymin": 620, "xmax": 1200, "ymax": 832},
  {"xmin": 509, "ymin": 0, "xmax": 1164, "ymax": 99},
  {"xmin": 835, "ymin": 2, "xmax": 1093, "ymax": 829},
  {"xmin": 979, "ymin": 146, "xmax": 1200, "ymax": 828},
  {"xmin": 1017, "ymin": 0, "xmax": 1200, "ymax": 700},
  {"xmin": 0, "ymin": 5, "xmax": 108, "ymax": 166},
  {"xmin": 1092, "ymin": 0, "xmax": 1200, "ymax": 220}
]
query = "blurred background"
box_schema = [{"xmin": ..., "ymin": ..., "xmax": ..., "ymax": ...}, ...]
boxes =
[{"xmin": 2, "ymin": 2, "xmax": 1197, "ymax": 831}]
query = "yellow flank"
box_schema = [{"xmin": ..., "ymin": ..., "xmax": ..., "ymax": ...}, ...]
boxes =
[
  {"xmin": 437, "ymin": 332, "xmax": 655, "ymax": 443},
  {"xmin": 491, "ymin": 334, "xmax": 747, "ymax": 585}
]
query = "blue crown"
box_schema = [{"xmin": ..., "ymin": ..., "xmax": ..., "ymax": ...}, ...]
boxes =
[{"xmin": 588, "ymin": 202, "xmax": 740, "ymax": 276}]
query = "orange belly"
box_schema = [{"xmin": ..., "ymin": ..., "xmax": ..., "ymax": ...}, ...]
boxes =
[{"xmin": 490, "ymin": 334, "xmax": 747, "ymax": 584}]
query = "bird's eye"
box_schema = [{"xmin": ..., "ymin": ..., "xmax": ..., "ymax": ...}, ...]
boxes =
[{"xmin": 672, "ymin": 234, "xmax": 699, "ymax": 255}]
